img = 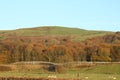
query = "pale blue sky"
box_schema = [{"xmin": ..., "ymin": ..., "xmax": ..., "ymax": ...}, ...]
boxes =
[{"xmin": 0, "ymin": 0, "xmax": 120, "ymax": 31}]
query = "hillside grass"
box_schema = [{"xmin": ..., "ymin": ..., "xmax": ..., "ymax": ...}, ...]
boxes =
[
  {"xmin": 0, "ymin": 26, "xmax": 113, "ymax": 41},
  {"xmin": 14, "ymin": 26, "xmax": 110, "ymax": 36}
]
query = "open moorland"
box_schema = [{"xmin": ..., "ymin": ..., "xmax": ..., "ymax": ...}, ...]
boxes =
[{"xmin": 0, "ymin": 26, "xmax": 111, "ymax": 41}]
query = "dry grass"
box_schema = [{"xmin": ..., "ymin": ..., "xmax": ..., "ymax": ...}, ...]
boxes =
[
  {"xmin": 0, "ymin": 77, "xmax": 80, "ymax": 80},
  {"xmin": 16, "ymin": 64, "xmax": 43, "ymax": 71},
  {"xmin": 0, "ymin": 64, "xmax": 45, "ymax": 73},
  {"xmin": 0, "ymin": 65, "xmax": 17, "ymax": 71}
]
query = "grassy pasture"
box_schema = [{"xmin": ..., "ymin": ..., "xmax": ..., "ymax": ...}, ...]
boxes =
[{"xmin": 0, "ymin": 62, "xmax": 119, "ymax": 80}]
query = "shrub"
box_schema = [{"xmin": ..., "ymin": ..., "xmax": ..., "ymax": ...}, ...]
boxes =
[{"xmin": 48, "ymin": 65, "xmax": 66, "ymax": 73}]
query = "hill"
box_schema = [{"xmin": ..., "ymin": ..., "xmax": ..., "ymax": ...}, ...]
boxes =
[
  {"xmin": 0, "ymin": 26, "xmax": 112, "ymax": 41},
  {"xmin": 1, "ymin": 26, "xmax": 120, "ymax": 64}
]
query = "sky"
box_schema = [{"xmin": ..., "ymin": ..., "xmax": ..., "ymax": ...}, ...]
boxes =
[{"xmin": 0, "ymin": 0, "xmax": 120, "ymax": 31}]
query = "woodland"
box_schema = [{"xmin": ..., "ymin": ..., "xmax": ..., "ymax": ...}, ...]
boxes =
[{"xmin": 0, "ymin": 30, "xmax": 120, "ymax": 64}]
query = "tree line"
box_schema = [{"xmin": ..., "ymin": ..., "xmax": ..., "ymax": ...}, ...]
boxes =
[{"xmin": 0, "ymin": 32, "xmax": 120, "ymax": 64}]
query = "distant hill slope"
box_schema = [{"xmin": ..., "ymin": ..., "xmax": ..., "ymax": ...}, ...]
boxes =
[{"xmin": 0, "ymin": 26, "xmax": 113, "ymax": 41}]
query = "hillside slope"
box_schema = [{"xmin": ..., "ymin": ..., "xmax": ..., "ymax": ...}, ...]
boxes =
[
  {"xmin": 0, "ymin": 26, "xmax": 112, "ymax": 41},
  {"xmin": 0, "ymin": 26, "xmax": 120, "ymax": 63}
]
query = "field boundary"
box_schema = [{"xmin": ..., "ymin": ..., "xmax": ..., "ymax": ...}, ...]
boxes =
[{"xmin": 12, "ymin": 61, "xmax": 120, "ymax": 65}]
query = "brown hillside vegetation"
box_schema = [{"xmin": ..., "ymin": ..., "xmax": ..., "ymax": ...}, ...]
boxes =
[{"xmin": 0, "ymin": 28, "xmax": 120, "ymax": 63}]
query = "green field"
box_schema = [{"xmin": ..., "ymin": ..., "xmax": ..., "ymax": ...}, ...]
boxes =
[{"xmin": 0, "ymin": 63, "xmax": 120, "ymax": 80}]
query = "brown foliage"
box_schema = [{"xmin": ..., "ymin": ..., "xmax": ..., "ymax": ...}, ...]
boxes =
[{"xmin": 0, "ymin": 33, "xmax": 120, "ymax": 64}]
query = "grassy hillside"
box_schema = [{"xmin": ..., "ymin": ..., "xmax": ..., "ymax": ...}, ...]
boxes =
[{"xmin": 0, "ymin": 26, "xmax": 113, "ymax": 41}]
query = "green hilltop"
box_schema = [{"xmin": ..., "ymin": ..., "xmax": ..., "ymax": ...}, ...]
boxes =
[{"xmin": 0, "ymin": 26, "xmax": 113, "ymax": 41}]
